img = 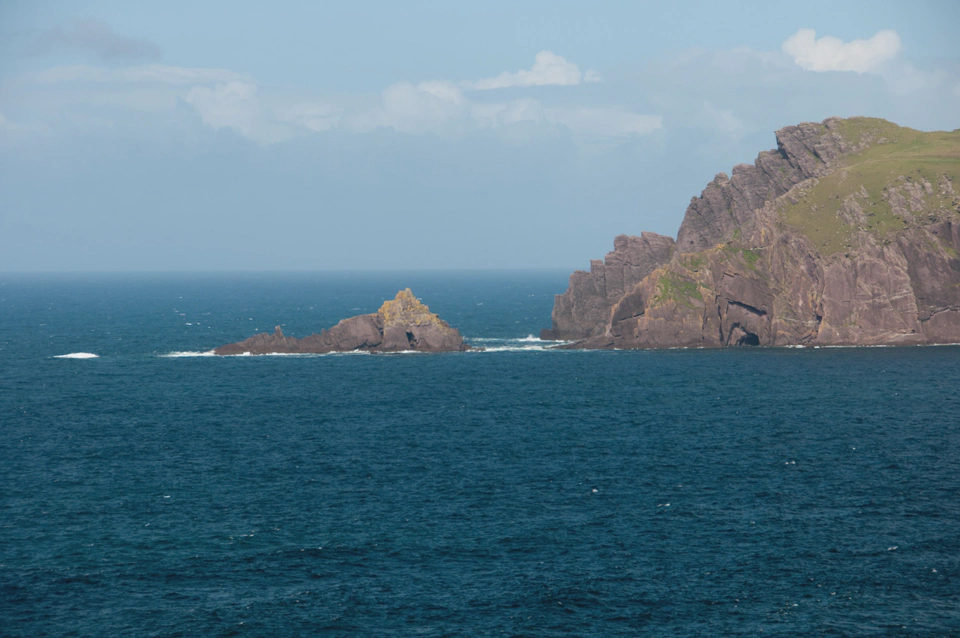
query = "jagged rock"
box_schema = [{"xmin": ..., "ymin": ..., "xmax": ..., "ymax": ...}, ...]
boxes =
[
  {"xmin": 546, "ymin": 117, "xmax": 960, "ymax": 348},
  {"xmin": 674, "ymin": 118, "xmax": 856, "ymax": 254},
  {"xmin": 214, "ymin": 289, "xmax": 468, "ymax": 355},
  {"xmin": 541, "ymin": 232, "xmax": 675, "ymax": 340}
]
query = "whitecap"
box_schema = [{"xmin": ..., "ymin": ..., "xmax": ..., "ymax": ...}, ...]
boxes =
[
  {"xmin": 160, "ymin": 350, "xmax": 217, "ymax": 357},
  {"xmin": 374, "ymin": 350, "xmax": 427, "ymax": 355},
  {"xmin": 54, "ymin": 352, "xmax": 99, "ymax": 359},
  {"xmin": 471, "ymin": 345, "xmax": 553, "ymax": 352},
  {"xmin": 161, "ymin": 350, "xmax": 376, "ymax": 358},
  {"xmin": 465, "ymin": 335, "xmax": 574, "ymax": 352}
]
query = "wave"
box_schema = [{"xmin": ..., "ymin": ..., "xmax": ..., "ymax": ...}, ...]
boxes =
[
  {"xmin": 466, "ymin": 335, "xmax": 574, "ymax": 352},
  {"xmin": 263, "ymin": 351, "xmax": 372, "ymax": 357},
  {"xmin": 54, "ymin": 352, "xmax": 99, "ymax": 359},
  {"xmin": 160, "ymin": 336, "xmax": 578, "ymax": 358},
  {"xmin": 159, "ymin": 350, "xmax": 373, "ymax": 358},
  {"xmin": 469, "ymin": 334, "xmax": 546, "ymax": 343},
  {"xmin": 470, "ymin": 345, "xmax": 554, "ymax": 352},
  {"xmin": 160, "ymin": 351, "xmax": 217, "ymax": 358}
]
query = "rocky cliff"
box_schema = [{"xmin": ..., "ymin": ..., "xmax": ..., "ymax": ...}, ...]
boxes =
[
  {"xmin": 214, "ymin": 289, "xmax": 468, "ymax": 354},
  {"xmin": 544, "ymin": 117, "xmax": 960, "ymax": 348}
]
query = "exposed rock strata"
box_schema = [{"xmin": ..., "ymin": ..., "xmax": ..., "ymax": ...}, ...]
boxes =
[
  {"xmin": 545, "ymin": 117, "xmax": 960, "ymax": 348},
  {"xmin": 214, "ymin": 289, "xmax": 468, "ymax": 355},
  {"xmin": 541, "ymin": 232, "xmax": 675, "ymax": 340}
]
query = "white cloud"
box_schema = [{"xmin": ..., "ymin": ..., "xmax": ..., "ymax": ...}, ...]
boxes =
[
  {"xmin": 465, "ymin": 51, "xmax": 599, "ymax": 90},
  {"xmin": 184, "ymin": 81, "xmax": 261, "ymax": 137},
  {"xmin": 341, "ymin": 80, "xmax": 467, "ymax": 135},
  {"xmin": 2, "ymin": 56, "xmax": 663, "ymax": 145},
  {"xmin": 6, "ymin": 64, "xmax": 307, "ymax": 143},
  {"xmin": 583, "ymin": 69, "xmax": 602, "ymax": 84},
  {"xmin": 782, "ymin": 28, "xmax": 902, "ymax": 73},
  {"xmin": 416, "ymin": 80, "xmax": 465, "ymax": 104}
]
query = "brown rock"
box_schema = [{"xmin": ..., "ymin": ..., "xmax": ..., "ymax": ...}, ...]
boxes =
[
  {"xmin": 542, "ymin": 232, "xmax": 675, "ymax": 340},
  {"xmin": 213, "ymin": 289, "xmax": 468, "ymax": 355},
  {"xmin": 547, "ymin": 117, "xmax": 960, "ymax": 349}
]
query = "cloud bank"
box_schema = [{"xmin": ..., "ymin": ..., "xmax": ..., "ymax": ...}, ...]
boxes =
[
  {"xmin": 1, "ymin": 50, "xmax": 651, "ymax": 146},
  {"xmin": 2, "ymin": 32, "xmax": 957, "ymax": 153}
]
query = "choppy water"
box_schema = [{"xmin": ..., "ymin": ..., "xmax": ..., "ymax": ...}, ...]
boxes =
[{"xmin": 2, "ymin": 272, "xmax": 959, "ymax": 636}]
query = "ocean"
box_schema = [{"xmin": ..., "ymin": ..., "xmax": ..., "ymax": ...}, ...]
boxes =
[{"xmin": 2, "ymin": 272, "xmax": 959, "ymax": 636}]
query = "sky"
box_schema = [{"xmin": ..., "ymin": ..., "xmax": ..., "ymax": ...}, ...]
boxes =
[{"xmin": 1, "ymin": 1, "xmax": 959, "ymax": 271}]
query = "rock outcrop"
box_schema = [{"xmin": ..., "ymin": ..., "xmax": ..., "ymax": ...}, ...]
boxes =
[
  {"xmin": 541, "ymin": 232, "xmax": 675, "ymax": 340},
  {"xmin": 544, "ymin": 117, "xmax": 960, "ymax": 348},
  {"xmin": 214, "ymin": 289, "xmax": 468, "ymax": 355}
]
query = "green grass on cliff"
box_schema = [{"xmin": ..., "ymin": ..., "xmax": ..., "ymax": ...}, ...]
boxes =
[
  {"xmin": 651, "ymin": 271, "xmax": 703, "ymax": 308},
  {"xmin": 780, "ymin": 117, "xmax": 960, "ymax": 256},
  {"xmin": 720, "ymin": 244, "xmax": 762, "ymax": 272}
]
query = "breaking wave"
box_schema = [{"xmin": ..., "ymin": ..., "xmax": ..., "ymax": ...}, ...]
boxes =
[
  {"xmin": 160, "ymin": 337, "xmax": 570, "ymax": 357},
  {"xmin": 159, "ymin": 350, "xmax": 373, "ymax": 358},
  {"xmin": 54, "ymin": 352, "xmax": 99, "ymax": 359},
  {"xmin": 467, "ymin": 335, "xmax": 571, "ymax": 352},
  {"xmin": 160, "ymin": 351, "xmax": 217, "ymax": 358}
]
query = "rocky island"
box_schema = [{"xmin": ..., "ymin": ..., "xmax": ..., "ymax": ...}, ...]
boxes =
[
  {"xmin": 543, "ymin": 117, "xmax": 960, "ymax": 348},
  {"xmin": 214, "ymin": 289, "xmax": 468, "ymax": 355}
]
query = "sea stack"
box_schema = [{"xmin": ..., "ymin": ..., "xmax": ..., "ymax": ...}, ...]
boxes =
[
  {"xmin": 214, "ymin": 289, "xmax": 469, "ymax": 355},
  {"xmin": 543, "ymin": 117, "xmax": 960, "ymax": 348}
]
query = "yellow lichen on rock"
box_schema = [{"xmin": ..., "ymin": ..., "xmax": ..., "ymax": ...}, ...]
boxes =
[{"xmin": 377, "ymin": 288, "xmax": 446, "ymax": 327}]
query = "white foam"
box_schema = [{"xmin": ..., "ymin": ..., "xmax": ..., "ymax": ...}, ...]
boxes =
[
  {"xmin": 470, "ymin": 335, "xmax": 549, "ymax": 343},
  {"xmin": 466, "ymin": 335, "xmax": 575, "ymax": 352},
  {"xmin": 160, "ymin": 350, "xmax": 374, "ymax": 358},
  {"xmin": 374, "ymin": 350, "xmax": 427, "ymax": 355},
  {"xmin": 472, "ymin": 345, "xmax": 552, "ymax": 352},
  {"xmin": 264, "ymin": 351, "xmax": 371, "ymax": 357},
  {"xmin": 54, "ymin": 352, "xmax": 99, "ymax": 359},
  {"xmin": 160, "ymin": 350, "xmax": 216, "ymax": 357}
]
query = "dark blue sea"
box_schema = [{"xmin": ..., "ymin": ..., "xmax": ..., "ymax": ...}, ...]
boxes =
[{"xmin": 2, "ymin": 272, "xmax": 959, "ymax": 636}]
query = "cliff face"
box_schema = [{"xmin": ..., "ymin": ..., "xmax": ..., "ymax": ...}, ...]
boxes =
[
  {"xmin": 541, "ymin": 232, "xmax": 675, "ymax": 340},
  {"xmin": 214, "ymin": 289, "xmax": 467, "ymax": 355},
  {"xmin": 545, "ymin": 117, "xmax": 960, "ymax": 348}
]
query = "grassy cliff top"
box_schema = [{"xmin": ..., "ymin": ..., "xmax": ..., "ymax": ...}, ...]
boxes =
[{"xmin": 779, "ymin": 118, "xmax": 960, "ymax": 255}]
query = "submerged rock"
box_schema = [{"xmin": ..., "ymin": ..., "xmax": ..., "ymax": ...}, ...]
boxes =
[
  {"xmin": 545, "ymin": 117, "xmax": 960, "ymax": 348},
  {"xmin": 214, "ymin": 289, "xmax": 468, "ymax": 355}
]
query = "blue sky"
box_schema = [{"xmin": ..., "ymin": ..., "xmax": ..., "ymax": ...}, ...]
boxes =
[{"xmin": 1, "ymin": 1, "xmax": 959, "ymax": 270}]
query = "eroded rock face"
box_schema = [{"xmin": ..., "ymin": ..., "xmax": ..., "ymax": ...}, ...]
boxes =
[
  {"xmin": 541, "ymin": 232, "xmax": 675, "ymax": 340},
  {"xmin": 214, "ymin": 289, "xmax": 468, "ymax": 355},
  {"xmin": 674, "ymin": 118, "xmax": 857, "ymax": 254},
  {"xmin": 547, "ymin": 117, "xmax": 960, "ymax": 349}
]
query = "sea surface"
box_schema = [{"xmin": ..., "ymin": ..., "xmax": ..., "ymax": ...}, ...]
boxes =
[{"xmin": 2, "ymin": 272, "xmax": 959, "ymax": 636}]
